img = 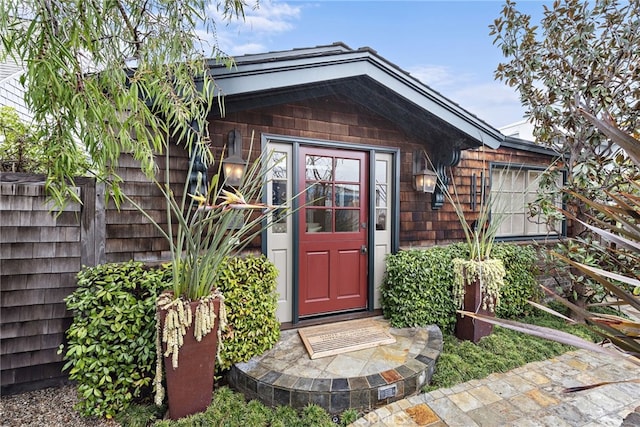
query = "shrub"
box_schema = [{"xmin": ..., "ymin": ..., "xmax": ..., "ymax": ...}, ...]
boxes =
[
  {"xmin": 382, "ymin": 243, "xmax": 540, "ymax": 331},
  {"xmin": 381, "ymin": 245, "xmax": 465, "ymax": 332},
  {"xmin": 491, "ymin": 243, "xmax": 543, "ymax": 319},
  {"xmin": 60, "ymin": 261, "xmax": 171, "ymax": 418},
  {"xmin": 216, "ymin": 255, "xmax": 281, "ymax": 370},
  {"xmin": 60, "ymin": 255, "xmax": 281, "ymax": 418}
]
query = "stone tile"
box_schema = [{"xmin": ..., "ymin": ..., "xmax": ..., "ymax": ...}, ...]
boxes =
[
  {"xmin": 347, "ymin": 346, "xmax": 378, "ymax": 360},
  {"xmin": 362, "ymin": 359, "xmax": 399, "ymax": 376},
  {"xmin": 284, "ymin": 364, "xmax": 323, "ymax": 378},
  {"xmin": 466, "ymin": 399, "xmax": 523, "ymax": 426},
  {"xmin": 505, "ymin": 393, "xmax": 542, "ymax": 414},
  {"xmin": 293, "ymin": 376, "xmax": 314, "ymax": 391},
  {"xmin": 366, "ymin": 373, "xmax": 387, "ymax": 388},
  {"xmin": 548, "ymin": 402, "xmax": 595, "ymax": 426},
  {"xmin": 348, "ymin": 376, "xmax": 370, "ymax": 390},
  {"xmin": 396, "ymin": 364, "xmax": 417, "ymax": 378},
  {"xmin": 310, "ymin": 378, "xmax": 332, "ymax": 392},
  {"xmin": 485, "ymin": 379, "xmax": 521, "ymax": 399},
  {"xmin": 291, "ymin": 390, "xmax": 310, "ymax": 409},
  {"xmin": 503, "ymin": 373, "xmax": 535, "ymax": 393},
  {"xmin": 326, "ymin": 354, "xmax": 368, "ymax": 377},
  {"xmin": 377, "ymin": 346, "xmax": 411, "ymax": 366},
  {"xmin": 519, "ymin": 365, "xmax": 551, "ymax": 385},
  {"xmin": 350, "ymin": 389, "xmax": 371, "ymax": 410},
  {"xmin": 428, "ymin": 398, "xmax": 479, "ymax": 427},
  {"xmin": 565, "ymin": 358, "xmax": 590, "ymax": 371},
  {"xmin": 467, "ymin": 385, "xmax": 502, "ymax": 405},
  {"xmin": 524, "ymin": 388, "xmax": 559, "ymax": 408},
  {"xmin": 309, "ymin": 392, "xmax": 330, "ymax": 409},
  {"xmin": 273, "ymin": 387, "xmax": 291, "ymax": 406},
  {"xmin": 535, "ymin": 414, "xmax": 572, "ymax": 427},
  {"xmin": 259, "ymin": 370, "xmax": 281, "ymax": 384},
  {"xmin": 384, "ymin": 411, "xmax": 417, "ymax": 425},
  {"xmin": 272, "ymin": 373, "xmax": 298, "ymax": 388},
  {"xmin": 381, "ymin": 369, "xmax": 402, "ymax": 383},
  {"xmin": 331, "ymin": 391, "xmax": 351, "ymax": 413},
  {"xmin": 448, "ymin": 391, "xmax": 484, "ymax": 412},
  {"xmin": 331, "ymin": 378, "xmax": 349, "ymax": 392}
]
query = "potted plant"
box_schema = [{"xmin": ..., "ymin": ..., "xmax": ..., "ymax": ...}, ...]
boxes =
[
  {"xmin": 126, "ymin": 134, "xmax": 283, "ymax": 419},
  {"xmin": 430, "ymin": 153, "xmax": 507, "ymax": 342}
]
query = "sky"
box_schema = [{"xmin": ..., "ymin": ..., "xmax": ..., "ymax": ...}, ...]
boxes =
[{"xmin": 207, "ymin": 0, "xmax": 553, "ymax": 130}]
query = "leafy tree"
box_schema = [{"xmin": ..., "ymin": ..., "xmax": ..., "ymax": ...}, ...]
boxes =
[
  {"xmin": 491, "ymin": 0, "xmax": 640, "ymax": 305},
  {"xmin": 0, "ymin": 0, "xmax": 249, "ymax": 206},
  {"xmin": 0, "ymin": 106, "xmax": 44, "ymax": 173}
]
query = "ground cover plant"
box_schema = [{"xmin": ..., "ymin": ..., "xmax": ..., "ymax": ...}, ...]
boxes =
[
  {"xmin": 424, "ymin": 305, "xmax": 603, "ymax": 392},
  {"xmin": 117, "ymin": 386, "xmax": 344, "ymax": 427}
]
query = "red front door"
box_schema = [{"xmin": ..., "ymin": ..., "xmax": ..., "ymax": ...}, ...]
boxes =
[{"xmin": 298, "ymin": 147, "xmax": 368, "ymax": 316}]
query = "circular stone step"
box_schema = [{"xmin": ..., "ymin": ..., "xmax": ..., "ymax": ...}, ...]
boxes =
[{"xmin": 228, "ymin": 320, "xmax": 442, "ymax": 415}]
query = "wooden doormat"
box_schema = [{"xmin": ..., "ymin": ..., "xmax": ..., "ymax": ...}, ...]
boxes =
[{"xmin": 298, "ymin": 318, "xmax": 396, "ymax": 359}]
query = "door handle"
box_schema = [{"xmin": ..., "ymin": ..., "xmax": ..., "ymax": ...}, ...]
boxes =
[{"xmin": 361, "ymin": 245, "xmax": 368, "ymax": 254}]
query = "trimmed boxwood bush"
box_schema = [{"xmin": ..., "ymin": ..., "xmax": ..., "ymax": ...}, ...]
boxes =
[
  {"xmin": 381, "ymin": 243, "xmax": 540, "ymax": 332},
  {"xmin": 60, "ymin": 261, "xmax": 171, "ymax": 418}
]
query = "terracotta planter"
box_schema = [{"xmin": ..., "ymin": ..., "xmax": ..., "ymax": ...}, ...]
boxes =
[
  {"xmin": 454, "ymin": 276, "xmax": 494, "ymax": 343},
  {"xmin": 158, "ymin": 297, "xmax": 221, "ymax": 420}
]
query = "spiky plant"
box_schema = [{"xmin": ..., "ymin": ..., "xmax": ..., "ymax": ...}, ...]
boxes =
[{"xmin": 460, "ymin": 117, "xmax": 640, "ymax": 390}]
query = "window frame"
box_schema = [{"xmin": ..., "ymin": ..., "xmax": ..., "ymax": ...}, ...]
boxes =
[{"xmin": 489, "ymin": 162, "xmax": 566, "ymax": 242}]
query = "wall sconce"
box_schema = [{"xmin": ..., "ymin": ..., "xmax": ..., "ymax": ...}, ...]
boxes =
[
  {"xmin": 222, "ymin": 129, "xmax": 246, "ymax": 186},
  {"xmin": 414, "ymin": 169, "xmax": 438, "ymax": 193},
  {"xmin": 413, "ymin": 150, "xmax": 438, "ymax": 194}
]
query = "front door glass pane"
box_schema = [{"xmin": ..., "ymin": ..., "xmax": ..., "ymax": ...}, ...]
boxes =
[
  {"xmin": 335, "ymin": 210, "xmax": 359, "ymax": 232},
  {"xmin": 335, "ymin": 184, "xmax": 359, "ymax": 207},
  {"xmin": 306, "ymin": 156, "xmax": 332, "ymax": 181},
  {"xmin": 335, "ymin": 158, "xmax": 359, "ymax": 182}
]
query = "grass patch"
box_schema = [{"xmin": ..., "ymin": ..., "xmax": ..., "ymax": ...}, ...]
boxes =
[{"xmin": 423, "ymin": 309, "xmax": 600, "ymax": 392}]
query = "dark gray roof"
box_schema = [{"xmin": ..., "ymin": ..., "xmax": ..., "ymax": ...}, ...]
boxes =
[{"xmin": 207, "ymin": 43, "xmax": 504, "ymax": 150}]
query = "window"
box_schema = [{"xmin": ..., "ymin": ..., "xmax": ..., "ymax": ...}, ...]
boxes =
[{"xmin": 490, "ymin": 165, "xmax": 563, "ymax": 238}]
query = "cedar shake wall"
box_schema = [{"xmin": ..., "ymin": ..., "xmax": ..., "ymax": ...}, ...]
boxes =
[
  {"xmin": 0, "ymin": 179, "xmax": 85, "ymax": 394},
  {"xmin": 208, "ymin": 95, "xmax": 558, "ymax": 249},
  {"xmin": 104, "ymin": 143, "xmax": 190, "ymax": 263}
]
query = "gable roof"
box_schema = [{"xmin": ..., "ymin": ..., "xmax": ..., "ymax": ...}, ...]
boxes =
[{"xmin": 206, "ymin": 43, "xmax": 504, "ymax": 150}]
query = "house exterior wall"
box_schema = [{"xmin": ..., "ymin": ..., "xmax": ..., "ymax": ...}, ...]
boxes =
[
  {"xmin": 406, "ymin": 145, "xmax": 561, "ymax": 248},
  {"xmin": 207, "ymin": 95, "xmax": 558, "ymax": 249},
  {"xmin": 104, "ymin": 143, "xmax": 190, "ymax": 263}
]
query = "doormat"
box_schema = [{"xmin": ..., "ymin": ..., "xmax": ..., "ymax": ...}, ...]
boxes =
[{"xmin": 298, "ymin": 318, "xmax": 396, "ymax": 359}]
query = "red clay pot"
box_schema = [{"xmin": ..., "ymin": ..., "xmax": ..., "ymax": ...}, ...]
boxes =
[
  {"xmin": 454, "ymin": 276, "xmax": 494, "ymax": 343},
  {"xmin": 158, "ymin": 297, "xmax": 221, "ymax": 420}
]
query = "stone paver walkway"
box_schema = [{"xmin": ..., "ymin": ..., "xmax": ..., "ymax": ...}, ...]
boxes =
[{"xmin": 350, "ymin": 349, "xmax": 640, "ymax": 426}]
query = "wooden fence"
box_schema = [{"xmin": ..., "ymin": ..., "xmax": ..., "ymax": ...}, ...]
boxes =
[
  {"xmin": 0, "ymin": 148, "xmax": 186, "ymax": 394},
  {"xmin": 0, "ymin": 175, "xmax": 104, "ymax": 393}
]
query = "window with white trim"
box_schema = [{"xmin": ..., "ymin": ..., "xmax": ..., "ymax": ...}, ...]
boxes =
[{"xmin": 490, "ymin": 165, "xmax": 563, "ymax": 238}]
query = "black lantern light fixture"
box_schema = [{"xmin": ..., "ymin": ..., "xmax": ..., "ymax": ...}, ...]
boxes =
[
  {"xmin": 413, "ymin": 150, "xmax": 438, "ymax": 194},
  {"xmin": 222, "ymin": 129, "xmax": 246, "ymax": 186}
]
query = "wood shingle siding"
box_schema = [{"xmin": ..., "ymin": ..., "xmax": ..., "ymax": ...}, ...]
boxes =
[{"xmin": 0, "ymin": 179, "xmax": 84, "ymax": 393}]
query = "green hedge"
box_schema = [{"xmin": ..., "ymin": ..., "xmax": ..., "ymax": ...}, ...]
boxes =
[
  {"xmin": 61, "ymin": 261, "xmax": 171, "ymax": 418},
  {"xmin": 216, "ymin": 255, "xmax": 281, "ymax": 370},
  {"xmin": 61, "ymin": 255, "xmax": 281, "ymax": 418},
  {"xmin": 490, "ymin": 244, "xmax": 542, "ymax": 319},
  {"xmin": 381, "ymin": 243, "xmax": 540, "ymax": 332}
]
